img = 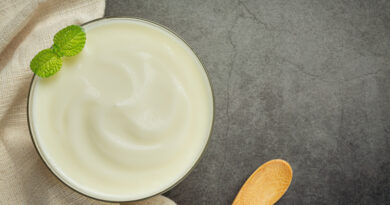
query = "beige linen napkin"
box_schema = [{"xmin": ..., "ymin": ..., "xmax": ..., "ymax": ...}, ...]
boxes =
[
  {"xmin": 0, "ymin": 0, "xmax": 111, "ymax": 204},
  {"xmin": 0, "ymin": 0, "xmax": 176, "ymax": 204}
]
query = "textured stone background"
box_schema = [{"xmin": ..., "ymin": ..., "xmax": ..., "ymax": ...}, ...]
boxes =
[{"xmin": 106, "ymin": 0, "xmax": 390, "ymax": 204}]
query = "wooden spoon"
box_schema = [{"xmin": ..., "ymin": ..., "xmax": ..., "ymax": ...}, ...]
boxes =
[{"xmin": 232, "ymin": 159, "xmax": 293, "ymax": 205}]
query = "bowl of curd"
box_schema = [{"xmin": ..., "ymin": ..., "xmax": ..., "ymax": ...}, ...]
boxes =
[{"xmin": 27, "ymin": 17, "xmax": 214, "ymax": 202}]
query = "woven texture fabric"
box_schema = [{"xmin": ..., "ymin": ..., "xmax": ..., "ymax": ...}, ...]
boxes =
[{"xmin": 0, "ymin": 0, "xmax": 112, "ymax": 204}]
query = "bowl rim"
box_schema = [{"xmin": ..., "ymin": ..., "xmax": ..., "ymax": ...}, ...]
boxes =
[{"xmin": 26, "ymin": 16, "xmax": 215, "ymax": 203}]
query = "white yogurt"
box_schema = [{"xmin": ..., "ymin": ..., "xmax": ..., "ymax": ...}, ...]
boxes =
[{"xmin": 29, "ymin": 18, "xmax": 213, "ymax": 201}]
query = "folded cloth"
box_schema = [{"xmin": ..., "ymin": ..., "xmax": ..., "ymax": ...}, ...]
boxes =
[{"xmin": 0, "ymin": 0, "xmax": 113, "ymax": 204}]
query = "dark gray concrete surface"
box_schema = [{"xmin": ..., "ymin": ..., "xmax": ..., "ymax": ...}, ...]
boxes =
[{"xmin": 105, "ymin": 0, "xmax": 390, "ymax": 204}]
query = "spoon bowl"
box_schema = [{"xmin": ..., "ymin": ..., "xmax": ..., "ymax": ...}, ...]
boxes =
[{"xmin": 232, "ymin": 159, "xmax": 293, "ymax": 205}]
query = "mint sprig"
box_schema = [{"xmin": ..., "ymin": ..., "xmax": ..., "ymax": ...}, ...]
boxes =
[{"xmin": 30, "ymin": 25, "xmax": 86, "ymax": 78}]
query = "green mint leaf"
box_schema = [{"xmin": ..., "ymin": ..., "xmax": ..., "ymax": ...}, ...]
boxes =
[
  {"xmin": 30, "ymin": 49, "xmax": 62, "ymax": 78},
  {"xmin": 53, "ymin": 25, "xmax": 86, "ymax": 57}
]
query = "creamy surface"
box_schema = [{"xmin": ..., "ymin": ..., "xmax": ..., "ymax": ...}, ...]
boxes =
[{"xmin": 30, "ymin": 19, "xmax": 213, "ymax": 201}]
